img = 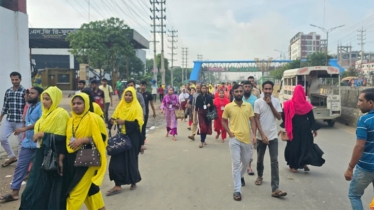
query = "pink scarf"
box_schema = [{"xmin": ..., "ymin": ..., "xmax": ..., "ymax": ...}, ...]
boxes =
[{"xmin": 283, "ymin": 85, "xmax": 313, "ymax": 141}]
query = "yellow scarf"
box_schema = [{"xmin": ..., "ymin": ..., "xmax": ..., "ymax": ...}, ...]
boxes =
[
  {"xmin": 66, "ymin": 93, "xmax": 108, "ymax": 187},
  {"xmin": 93, "ymin": 102, "xmax": 104, "ymax": 118},
  {"xmin": 112, "ymin": 87, "xmax": 144, "ymax": 134},
  {"xmin": 34, "ymin": 86, "xmax": 70, "ymax": 136}
]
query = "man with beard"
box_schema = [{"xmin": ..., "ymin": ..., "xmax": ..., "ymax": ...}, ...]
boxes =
[
  {"xmin": 0, "ymin": 87, "xmax": 43, "ymax": 202},
  {"xmin": 222, "ymin": 84, "xmax": 257, "ymax": 201},
  {"xmin": 248, "ymin": 76, "xmax": 261, "ymax": 98},
  {"xmin": 188, "ymin": 84, "xmax": 200, "ymax": 141},
  {"xmin": 254, "ymin": 81, "xmax": 287, "ymax": 197},
  {"xmin": 75, "ymin": 80, "xmax": 86, "ymax": 94},
  {"xmin": 242, "ymin": 81, "xmax": 258, "ymax": 176}
]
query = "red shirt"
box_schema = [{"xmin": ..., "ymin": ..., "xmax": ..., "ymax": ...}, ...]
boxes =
[{"xmin": 158, "ymin": 87, "xmax": 164, "ymax": 94}]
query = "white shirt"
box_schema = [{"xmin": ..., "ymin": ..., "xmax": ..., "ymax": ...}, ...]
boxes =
[
  {"xmin": 254, "ymin": 97, "xmax": 282, "ymax": 140},
  {"xmin": 151, "ymin": 87, "xmax": 157, "ymax": 94},
  {"xmin": 75, "ymin": 90, "xmax": 81, "ymax": 95},
  {"xmin": 179, "ymin": 92, "xmax": 189, "ymax": 103}
]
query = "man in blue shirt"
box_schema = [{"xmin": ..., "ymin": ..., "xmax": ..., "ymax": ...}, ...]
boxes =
[
  {"xmin": 242, "ymin": 81, "xmax": 258, "ymax": 176},
  {"xmin": 0, "ymin": 86, "xmax": 43, "ymax": 202},
  {"xmin": 345, "ymin": 88, "xmax": 374, "ymax": 210}
]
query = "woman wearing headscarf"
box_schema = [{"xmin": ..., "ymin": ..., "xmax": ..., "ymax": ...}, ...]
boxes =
[
  {"xmin": 195, "ymin": 84, "xmax": 213, "ymax": 148},
  {"xmin": 161, "ymin": 87, "xmax": 180, "ymax": 141},
  {"xmin": 81, "ymin": 87, "xmax": 104, "ymax": 119},
  {"xmin": 281, "ymin": 85, "xmax": 325, "ymax": 173},
  {"xmin": 64, "ymin": 93, "xmax": 107, "ymax": 210},
  {"xmin": 213, "ymin": 89, "xmax": 230, "ymax": 142},
  {"xmin": 19, "ymin": 86, "xmax": 70, "ymax": 209},
  {"xmin": 107, "ymin": 87, "xmax": 144, "ymax": 196},
  {"xmin": 178, "ymin": 88, "xmax": 189, "ymax": 122}
]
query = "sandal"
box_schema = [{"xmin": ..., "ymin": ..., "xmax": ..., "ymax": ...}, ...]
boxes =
[
  {"xmin": 255, "ymin": 177, "xmax": 263, "ymax": 185},
  {"xmin": 304, "ymin": 165, "xmax": 310, "ymax": 172},
  {"xmin": 188, "ymin": 135, "xmax": 195, "ymax": 141},
  {"xmin": 289, "ymin": 168, "xmax": 298, "ymax": 173},
  {"xmin": 199, "ymin": 144, "xmax": 203, "ymax": 148},
  {"xmin": 247, "ymin": 169, "xmax": 255, "ymax": 176},
  {"xmin": 272, "ymin": 189, "xmax": 287, "ymax": 197},
  {"xmin": 233, "ymin": 192, "xmax": 242, "ymax": 201},
  {"xmin": 2, "ymin": 158, "xmax": 17, "ymax": 167},
  {"xmin": 0, "ymin": 194, "xmax": 19, "ymax": 203},
  {"xmin": 106, "ymin": 188, "xmax": 122, "ymax": 196},
  {"xmin": 130, "ymin": 184, "xmax": 137, "ymax": 190}
]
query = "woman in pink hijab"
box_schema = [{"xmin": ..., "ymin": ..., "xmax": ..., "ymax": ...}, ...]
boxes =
[{"xmin": 281, "ymin": 85, "xmax": 325, "ymax": 173}]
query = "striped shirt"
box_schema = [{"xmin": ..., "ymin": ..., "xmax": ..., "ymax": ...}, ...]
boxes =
[
  {"xmin": 356, "ymin": 110, "xmax": 374, "ymax": 172},
  {"xmin": 1, "ymin": 86, "xmax": 26, "ymax": 122}
]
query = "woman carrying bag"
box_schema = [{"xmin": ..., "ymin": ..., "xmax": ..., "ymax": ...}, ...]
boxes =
[
  {"xmin": 64, "ymin": 93, "xmax": 107, "ymax": 210},
  {"xmin": 195, "ymin": 84, "xmax": 214, "ymax": 148}
]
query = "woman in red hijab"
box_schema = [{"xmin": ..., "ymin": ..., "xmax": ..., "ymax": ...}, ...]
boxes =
[
  {"xmin": 213, "ymin": 89, "xmax": 230, "ymax": 142},
  {"xmin": 281, "ymin": 85, "xmax": 325, "ymax": 173}
]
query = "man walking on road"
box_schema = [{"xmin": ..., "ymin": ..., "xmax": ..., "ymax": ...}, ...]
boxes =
[
  {"xmin": 75, "ymin": 80, "xmax": 86, "ymax": 94},
  {"xmin": 140, "ymin": 81, "xmax": 156, "ymax": 141},
  {"xmin": 222, "ymin": 84, "xmax": 257, "ymax": 201},
  {"xmin": 99, "ymin": 78, "xmax": 113, "ymax": 123},
  {"xmin": 188, "ymin": 84, "xmax": 200, "ymax": 141},
  {"xmin": 248, "ymin": 76, "xmax": 261, "ymax": 98},
  {"xmin": 0, "ymin": 86, "xmax": 43, "ymax": 202},
  {"xmin": 242, "ymin": 81, "xmax": 258, "ymax": 176},
  {"xmin": 254, "ymin": 80, "xmax": 287, "ymax": 197},
  {"xmin": 0, "ymin": 72, "xmax": 26, "ymax": 167},
  {"xmin": 345, "ymin": 88, "xmax": 374, "ymax": 210}
]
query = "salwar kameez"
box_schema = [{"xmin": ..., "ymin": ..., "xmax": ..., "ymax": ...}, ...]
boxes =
[
  {"xmin": 213, "ymin": 97, "xmax": 230, "ymax": 140},
  {"xmin": 195, "ymin": 93, "xmax": 213, "ymax": 143},
  {"xmin": 161, "ymin": 94, "xmax": 180, "ymax": 135}
]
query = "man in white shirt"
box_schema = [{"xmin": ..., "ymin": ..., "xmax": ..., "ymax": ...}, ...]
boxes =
[
  {"xmin": 254, "ymin": 80, "xmax": 287, "ymax": 197},
  {"xmin": 99, "ymin": 78, "xmax": 113, "ymax": 123}
]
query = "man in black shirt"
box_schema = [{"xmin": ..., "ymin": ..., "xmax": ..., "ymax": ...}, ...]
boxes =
[{"xmin": 140, "ymin": 81, "xmax": 156, "ymax": 141}]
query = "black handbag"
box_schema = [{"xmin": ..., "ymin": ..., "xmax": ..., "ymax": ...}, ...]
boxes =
[
  {"xmin": 207, "ymin": 108, "xmax": 218, "ymax": 121},
  {"xmin": 41, "ymin": 135, "xmax": 58, "ymax": 171},
  {"xmin": 74, "ymin": 138, "xmax": 101, "ymax": 167},
  {"xmin": 107, "ymin": 125, "xmax": 132, "ymax": 156}
]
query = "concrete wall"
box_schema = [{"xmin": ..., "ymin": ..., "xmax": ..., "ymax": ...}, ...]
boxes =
[{"xmin": 0, "ymin": 7, "xmax": 31, "ymax": 155}]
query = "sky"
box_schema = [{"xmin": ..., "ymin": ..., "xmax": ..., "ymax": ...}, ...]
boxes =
[{"xmin": 27, "ymin": 0, "xmax": 374, "ymax": 69}]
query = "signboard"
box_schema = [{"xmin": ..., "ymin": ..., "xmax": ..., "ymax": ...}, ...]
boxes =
[
  {"xmin": 228, "ymin": 67, "xmax": 259, "ymax": 72},
  {"xmin": 29, "ymin": 28, "xmax": 78, "ymax": 39},
  {"xmin": 207, "ymin": 67, "xmax": 225, "ymax": 71}
]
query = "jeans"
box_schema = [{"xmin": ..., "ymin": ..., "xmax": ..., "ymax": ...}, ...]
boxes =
[
  {"xmin": 257, "ymin": 138, "xmax": 279, "ymax": 192},
  {"xmin": 11, "ymin": 147, "xmax": 35, "ymax": 190},
  {"xmin": 0, "ymin": 119, "xmax": 24, "ymax": 159},
  {"xmin": 200, "ymin": 133, "xmax": 207, "ymax": 143},
  {"xmin": 348, "ymin": 167, "xmax": 374, "ymax": 210},
  {"xmin": 104, "ymin": 102, "xmax": 110, "ymax": 123},
  {"xmin": 159, "ymin": 94, "xmax": 164, "ymax": 102},
  {"xmin": 117, "ymin": 90, "xmax": 123, "ymax": 99},
  {"xmin": 229, "ymin": 137, "xmax": 252, "ymax": 193}
]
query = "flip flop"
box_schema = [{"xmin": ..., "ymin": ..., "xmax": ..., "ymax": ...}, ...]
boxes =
[
  {"xmin": 272, "ymin": 189, "xmax": 287, "ymax": 197},
  {"xmin": 2, "ymin": 159, "xmax": 17, "ymax": 167},
  {"xmin": 0, "ymin": 194, "xmax": 19, "ymax": 203},
  {"xmin": 233, "ymin": 192, "xmax": 242, "ymax": 201},
  {"xmin": 106, "ymin": 189, "xmax": 121, "ymax": 196},
  {"xmin": 247, "ymin": 169, "xmax": 255, "ymax": 176},
  {"xmin": 255, "ymin": 177, "xmax": 263, "ymax": 185}
]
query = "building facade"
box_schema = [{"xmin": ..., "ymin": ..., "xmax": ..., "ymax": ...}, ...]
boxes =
[{"xmin": 289, "ymin": 32, "xmax": 322, "ymax": 60}]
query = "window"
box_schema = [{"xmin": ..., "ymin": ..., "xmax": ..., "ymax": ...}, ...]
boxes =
[
  {"xmin": 306, "ymin": 41, "xmax": 312, "ymax": 45},
  {"xmin": 57, "ymin": 74, "xmax": 70, "ymax": 84},
  {"xmin": 307, "ymin": 46, "xmax": 312, "ymax": 51}
]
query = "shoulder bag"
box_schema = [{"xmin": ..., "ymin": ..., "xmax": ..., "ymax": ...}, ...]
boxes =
[
  {"xmin": 74, "ymin": 138, "xmax": 101, "ymax": 167},
  {"xmin": 106, "ymin": 125, "xmax": 132, "ymax": 156},
  {"xmin": 207, "ymin": 107, "xmax": 218, "ymax": 121},
  {"xmin": 41, "ymin": 135, "xmax": 59, "ymax": 171}
]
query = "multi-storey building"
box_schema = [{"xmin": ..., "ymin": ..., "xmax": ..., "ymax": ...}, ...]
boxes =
[{"xmin": 289, "ymin": 32, "xmax": 323, "ymax": 60}]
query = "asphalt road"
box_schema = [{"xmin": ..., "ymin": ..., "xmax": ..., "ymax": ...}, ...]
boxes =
[{"xmin": 1, "ymin": 113, "xmax": 372, "ymax": 210}]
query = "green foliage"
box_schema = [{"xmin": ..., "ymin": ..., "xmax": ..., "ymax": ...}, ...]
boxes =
[
  {"xmin": 305, "ymin": 52, "xmax": 332, "ymax": 66},
  {"xmin": 269, "ymin": 59, "xmax": 303, "ymax": 80},
  {"xmin": 66, "ymin": 17, "xmax": 134, "ymax": 78},
  {"xmin": 341, "ymin": 66, "xmax": 358, "ymax": 78},
  {"xmin": 117, "ymin": 55, "xmax": 152, "ymax": 82}
]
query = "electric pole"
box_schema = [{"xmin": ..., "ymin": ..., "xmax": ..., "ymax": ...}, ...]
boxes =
[
  {"xmin": 182, "ymin": 47, "xmax": 189, "ymax": 83},
  {"xmin": 158, "ymin": 1, "xmax": 166, "ymax": 85},
  {"xmin": 181, "ymin": 48, "xmax": 185, "ymax": 84},
  {"xmin": 150, "ymin": 0, "xmax": 158, "ymax": 82},
  {"xmin": 168, "ymin": 29, "xmax": 178, "ymax": 87},
  {"xmin": 358, "ymin": 27, "xmax": 366, "ymax": 70}
]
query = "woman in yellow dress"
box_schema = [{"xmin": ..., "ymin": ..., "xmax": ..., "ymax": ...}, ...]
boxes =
[
  {"xmin": 64, "ymin": 93, "xmax": 107, "ymax": 210},
  {"xmin": 107, "ymin": 87, "xmax": 144, "ymax": 196},
  {"xmin": 20, "ymin": 86, "xmax": 70, "ymax": 209}
]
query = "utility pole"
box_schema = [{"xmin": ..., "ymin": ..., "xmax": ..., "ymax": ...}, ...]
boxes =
[
  {"xmin": 358, "ymin": 26, "xmax": 366, "ymax": 70},
  {"xmin": 168, "ymin": 29, "xmax": 178, "ymax": 87},
  {"xmin": 183, "ymin": 48, "xmax": 189, "ymax": 82},
  {"xmin": 181, "ymin": 48, "xmax": 186, "ymax": 83},
  {"xmin": 157, "ymin": 0, "xmax": 166, "ymax": 85},
  {"xmin": 150, "ymin": 0, "xmax": 158, "ymax": 82}
]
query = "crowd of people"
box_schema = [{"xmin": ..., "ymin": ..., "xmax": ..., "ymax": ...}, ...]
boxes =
[{"xmin": 2, "ymin": 71, "xmax": 373, "ymax": 208}]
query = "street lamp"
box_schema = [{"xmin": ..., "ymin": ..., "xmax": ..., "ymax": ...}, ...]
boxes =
[{"xmin": 310, "ymin": 24, "xmax": 345, "ymax": 66}]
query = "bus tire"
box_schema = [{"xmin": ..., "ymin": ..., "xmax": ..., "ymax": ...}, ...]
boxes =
[{"xmin": 327, "ymin": 120, "xmax": 335, "ymax": 127}]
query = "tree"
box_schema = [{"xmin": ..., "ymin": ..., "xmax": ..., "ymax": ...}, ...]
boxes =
[
  {"xmin": 269, "ymin": 59, "xmax": 303, "ymax": 80},
  {"xmin": 306, "ymin": 52, "xmax": 332, "ymax": 66},
  {"xmin": 66, "ymin": 17, "xmax": 134, "ymax": 79},
  {"xmin": 117, "ymin": 55, "xmax": 152, "ymax": 82}
]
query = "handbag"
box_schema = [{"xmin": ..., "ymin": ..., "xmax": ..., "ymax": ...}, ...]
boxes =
[
  {"xmin": 106, "ymin": 125, "xmax": 132, "ymax": 156},
  {"xmin": 207, "ymin": 108, "xmax": 218, "ymax": 121},
  {"xmin": 41, "ymin": 135, "xmax": 58, "ymax": 171},
  {"xmin": 175, "ymin": 109, "xmax": 185, "ymax": 119},
  {"xmin": 74, "ymin": 138, "xmax": 101, "ymax": 167},
  {"xmin": 278, "ymin": 130, "xmax": 289, "ymax": 141}
]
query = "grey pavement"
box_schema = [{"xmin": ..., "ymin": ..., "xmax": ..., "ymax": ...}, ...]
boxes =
[{"xmin": 0, "ymin": 97, "xmax": 372, "ymax": 209}]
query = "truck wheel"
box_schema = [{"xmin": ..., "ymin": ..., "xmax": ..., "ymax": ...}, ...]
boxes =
[{"xmin": 327, "ymin": 120, "xmax": 335, "ymax": 127}]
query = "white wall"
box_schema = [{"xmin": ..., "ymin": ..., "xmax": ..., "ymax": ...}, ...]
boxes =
[{"xmin": 0, "ymin": 7, "xmax": 31, "ymax": 155}]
